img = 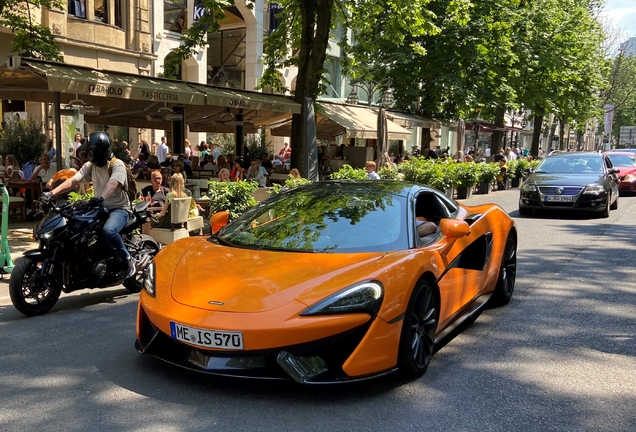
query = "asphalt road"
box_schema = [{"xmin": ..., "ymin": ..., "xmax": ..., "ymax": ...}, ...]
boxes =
[{"xmin": 1, "ymin": 189, "xmax": 635, "ymax": 432}]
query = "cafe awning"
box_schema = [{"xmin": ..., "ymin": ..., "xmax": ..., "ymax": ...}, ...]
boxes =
[
  {"xmin": 385, "ymin": 111, "xmax": 441, "ymax": 129},
  {"xmin": 271, "ymin": 102, "xmax": 413, "ymax": 141},
  {"xmin": 0, "ymin": 58, "xmax": 302, "ymax": 131}
]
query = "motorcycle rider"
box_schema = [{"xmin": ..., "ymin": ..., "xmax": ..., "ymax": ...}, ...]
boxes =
[{"xmin": 44, "ymin": 132, "xmax": 136, "ymax": 278}]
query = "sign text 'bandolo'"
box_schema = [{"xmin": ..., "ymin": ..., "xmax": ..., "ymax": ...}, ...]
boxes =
[{"xmin": 88, "ymin": 83, "xmax": 123, "ymax": 96}]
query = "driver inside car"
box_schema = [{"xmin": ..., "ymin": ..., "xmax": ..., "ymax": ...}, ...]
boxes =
[{"xmin": 416, "ymin": 216, "xmax": 437, "ymax": 237}]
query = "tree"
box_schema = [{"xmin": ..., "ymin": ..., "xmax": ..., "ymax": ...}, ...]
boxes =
[{"xmin": 0, "ymin": 0, "xmax": 63, "ymax": 61}]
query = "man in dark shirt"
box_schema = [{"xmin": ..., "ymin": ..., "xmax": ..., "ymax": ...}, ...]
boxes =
[
  {"xmin": 423, "ymin": 146, "xmax": 438, "ymax": 159},
  {"xmin": 493, "ymin": 149, "xmax": 506, "ymax": 163},
  {"xmin": 261, "ymin": 152, "xmax": 273, "ymax": 173},
  {"xmin": 141, "ymin": 170, "xmax": 169, "ymax": 207},
  {"xmin": 133, "ymin": 153, "xmax": 147, "ymax": 170}
]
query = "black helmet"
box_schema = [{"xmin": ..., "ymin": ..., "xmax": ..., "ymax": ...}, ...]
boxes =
[{"xmin": 87, "ymin": 132, "xmax": 111, "ymax": 167}]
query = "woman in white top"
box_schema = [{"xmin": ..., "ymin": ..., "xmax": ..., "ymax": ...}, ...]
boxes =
[{"xmin": 4, "ymin": 154, "xmax": 22, "ymax": 179}]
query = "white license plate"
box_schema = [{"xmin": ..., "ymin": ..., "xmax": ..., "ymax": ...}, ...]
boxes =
[
  {"xmin": 545, "ymin": 195, "xmax": 574, "ymax": 202},
  {"xmin": 170, "ymin": 322, "xmax": 243, "ymax": 349}
]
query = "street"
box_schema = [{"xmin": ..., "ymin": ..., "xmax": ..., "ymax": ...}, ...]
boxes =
[{"xmin": 1, "ymin": 189, "xmax": 635, "ymax": 432}]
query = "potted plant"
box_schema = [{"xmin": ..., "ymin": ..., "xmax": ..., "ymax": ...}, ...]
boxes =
[
  {"xmin": 475, "ymin": 163, "xmax": 500, "ymax": 194},
  {"xmin": 510, "ymin": 159, "xmax": 528, "ymax": 187},
  {"xmin": 330, "ymin": 164, "xmax": 368, "ymax": 180},
  {"xmin": 451, "ymin": 162, "xmax": 478, "ymax": 199}
]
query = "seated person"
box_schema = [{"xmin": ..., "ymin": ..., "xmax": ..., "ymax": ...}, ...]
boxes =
[
  {"xmin": 141, "ymin": 170, "xmax": 169, "ymax": 207},
  {"xmin": 177, "ymin": 155, "xmax": 193, "ymax": 178},
  {"xmin": 202, "ymin": 158, "xmax": 220, "ymax": 175},
  {"xmin": 133, "ymin": 153, "xmax": 148, "ymax": 170},
  {"xmin": 261, "ymin": 153, "xmax": 273, "ymax": 174},
  {"xmin": 30, "ymin": 153, "xmax": 55, "ymax": 184},
  {"xmin": 416, "ymin": 216, "xmax": 438, "ymax": 238},
  {"xmin": 159, "ymin": 153, "xmax": 173, "ymax": 168},
  {"xmin": 272, "ymin": 154, "xmax": 283, "ymax": 168},
  {"xmin": 246, "ymin": 160, "xmax": 267, "ymax": 187},
  {"xmin": 151, "ymin": 174, "xmax": 197, "ymax": 229}
]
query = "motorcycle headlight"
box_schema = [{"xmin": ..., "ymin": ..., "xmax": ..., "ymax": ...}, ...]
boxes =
[
  {"xmin": 623, "ymin": 174, "xmax": 636, "ymax": 182},
  {"xmin": 583, "ymin": 184, "xmax": 604, "ymax": 194},
  {"xmin": 143, "ymin": 262, "xmax": 156, "ymax": 297},
  {"xmin": 521, "ymin": 183, "xmax": 537, "ymax": 192},
  {"xmin": 300, "ymin": 281, "xmax": 384, "ymax": 316},
  {"xmin": 40, "ymin": 231, "xmax": 55, "ymax": 240}
]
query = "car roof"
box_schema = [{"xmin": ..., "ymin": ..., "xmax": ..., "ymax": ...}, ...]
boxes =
[
  {"xmin": 605, "ymin": 151, "xmax": 636, "ymax": 156},
  {"xmin": 303, "ymin": 180, "xmax": 435, "ymax": 198},
  {"xmin": 544, "ymin": 151, "xmax": 603, "ymax": 159}
]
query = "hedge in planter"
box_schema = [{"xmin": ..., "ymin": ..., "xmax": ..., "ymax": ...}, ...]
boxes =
[
  {"xmin": 330, "ymin": 164, "xmax": 368, "ymax": 180},
  {"xmin": 207, "ymin": 180, "xmax": 258, "ymax": 219},
  {"xmin": 269, "ymin": 175, "xmax": 312, "ymax": 196},
  {"xmin": 475, "ymin": 163, "xmax": 500, "ymax": 194}
]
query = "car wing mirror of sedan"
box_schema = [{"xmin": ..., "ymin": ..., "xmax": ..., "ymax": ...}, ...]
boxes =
[
  {"xmin": 210, "ymin": 211, "xmax": 230, "ymax": 234},
  {"xmin": 440, "ymin": 219, "xmax": 471, "ymax": 239},
  {"xmin": 609, "ymin": 168, "xmax": 620, "ymax": 175}
]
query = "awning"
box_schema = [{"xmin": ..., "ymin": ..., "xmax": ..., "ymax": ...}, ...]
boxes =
[
  {"xmin": 190, "ymin": 84, "xmax": 300, "ymax": 114},
  {"xmin": 271, "ymin": 102, "xmax": 413, "ymax": 141},
  {"xmin": 23, "ymin": 59, "xmax": 207, "ymax": 105},
  {"xmin": 386, "ymin": 111, "xmax": 440, "ymax": 129}
]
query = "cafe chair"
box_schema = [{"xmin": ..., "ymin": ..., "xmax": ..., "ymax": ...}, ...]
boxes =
[
  {"xmin": 0, "ymin": 195, "xmax": 26, "ymax": 220},
  {"xmin": 149, "ymin": 197, "xmax": 191, "ymax": 245}
]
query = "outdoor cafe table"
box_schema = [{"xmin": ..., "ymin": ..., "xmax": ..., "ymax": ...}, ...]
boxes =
[{"xmin": 8, "ymin": 180, "xmax": 43, "ymax": 213}]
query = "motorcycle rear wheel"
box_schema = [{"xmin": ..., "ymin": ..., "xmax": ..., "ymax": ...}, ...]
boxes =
[
  {"xmin": 9, "ymin": 257, "xmax": 62, "ymax": 316},
  {"xmin": 123, "ymin": 234, "xmax": 160, "ymax": 293}
]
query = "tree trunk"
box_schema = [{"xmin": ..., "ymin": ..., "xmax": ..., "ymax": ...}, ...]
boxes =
[
  {"xmin": 558, "ymin": 117, "xmax": 565, "ymax": 150},
  {"xmin": 531, "ymin": 106, "xmax": 544, "ymax": 158},
  {"xmin": 289, "ymin": 0, "xmax": 333, "ymax": 177},
  {"xmin": 420, "ymin": 127, "xmax": 432, "ymax": 154},
  {"xmin": 492, "ymin": 107, "xmax": 506, "ymax": 155}
]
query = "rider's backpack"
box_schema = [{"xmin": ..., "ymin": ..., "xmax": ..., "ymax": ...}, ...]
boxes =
[{"xmin": 92, "ymin": 157, "xmax": 138, "ymax": 205}]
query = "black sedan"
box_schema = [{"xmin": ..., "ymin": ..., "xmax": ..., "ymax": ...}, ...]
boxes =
[{"xmin": 519, "ymin": 152, "xmax": 620, "ymax": 217}]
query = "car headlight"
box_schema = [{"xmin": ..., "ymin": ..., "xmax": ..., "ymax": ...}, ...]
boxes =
[
  {"xmin": 521, "ymin": 183, "xmax": 537, "ymax": 192},
  {"xmin": 624, "ymin": 174, "xmax": 636, "ymax": 182},
  {"xmin": 583, "ymin": 185, "xmax": 604, "ymax": 194},
  {"xmin": 300, "ymin": 281, "xmax": 384, "ymax": 316},
  {"xmin": 143, "ymin": 262, "xmax": 156, "ymax": 297}
]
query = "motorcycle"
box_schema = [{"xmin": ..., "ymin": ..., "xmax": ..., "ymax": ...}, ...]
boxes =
[{"xmin": 9, "ymin": 197, "xmax": 160, "ymax": 316}]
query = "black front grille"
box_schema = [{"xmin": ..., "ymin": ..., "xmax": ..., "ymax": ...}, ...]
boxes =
[
  {"xmin": 539, "ymin": 186, "xmax": 583, "ymax": 196},
  {"xmin": 543, "ymin": 201, "xmax": 575, "ymax": 208}
]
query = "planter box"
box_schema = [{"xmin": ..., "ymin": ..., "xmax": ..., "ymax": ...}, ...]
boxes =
[
  {"xmin": 444, "ymin": 188, "xmax": 455, "ymax": 199},
  {"xmin": 456, "ymin": 186, "xmax": 472, "ymax": 200},
  {"xmin": 478, "ymin": 182, "xmax": 492, "ymax": 194},
  {"xmin": 511, "ymin": 177, "xmax": 523, "ymax": 188}
]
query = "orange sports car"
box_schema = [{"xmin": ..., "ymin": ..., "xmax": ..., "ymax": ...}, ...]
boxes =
[{"xmin": 136, "ymin": 181, "xmax": 517, "ymax": 384}]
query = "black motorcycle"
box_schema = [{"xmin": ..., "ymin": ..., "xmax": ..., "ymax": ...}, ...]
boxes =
[{"xmin": 9, "ymin": 198, "xmax": 160, "ymax": 316}]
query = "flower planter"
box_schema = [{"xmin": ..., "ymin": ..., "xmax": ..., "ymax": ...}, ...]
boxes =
[
  {"xmin": 478, "ymin": 182, "xmax": 492, "ymax": 194},
  {"xmin": 456, "ymin": 186, "xmax": 473, "ymax": 200},
  {"xmin": 511, "ymin": 177, "xmax": 523, "ymax": 188},
  {"xmin": 444, "ymin": 188, "xmax": 455, "ymax": 199}
]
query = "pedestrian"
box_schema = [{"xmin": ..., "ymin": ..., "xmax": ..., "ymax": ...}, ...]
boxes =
[
  {"xmin": 156, "ymin": 136, "xmax": 170, "ymax": 163},
  {"xmin": 365, "ymin": 161, "xmax": 380, "ymax": 179}
]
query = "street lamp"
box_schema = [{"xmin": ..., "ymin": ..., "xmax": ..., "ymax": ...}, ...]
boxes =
[{"xmin": 346, "ymin": 78, "xmax": 393, "ymax": 107}]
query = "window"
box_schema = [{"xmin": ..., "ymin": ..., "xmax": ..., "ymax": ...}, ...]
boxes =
[
  {"xmin": 67, "ymin": 0, "xmax": 86, "ymax": 18},
  {"xmin": 207, "ymin": 29, "xmax": 246, "ymax": 89},
  {"xmin": 94, "ymin": 0, "xmax": 108, "ymax": 23},
  {"xmin": 114, "ymin": 0, "xmax": 123, "ymax": 28},
  {"xmin": 164, "ymin": 0, "xmax": 187, "ymax": 33}
]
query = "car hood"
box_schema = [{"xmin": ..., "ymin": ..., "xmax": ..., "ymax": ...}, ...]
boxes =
[
  {"xmin": 526, "ymin": 172, "xmax": 603, "ymax": 186},
  {"xmin": 616, "ymin": 167, "xmax": 636, "ymax": 176},
  {"xmin": 170, "ymin": 239, "xmax": 386, "ymax": 313}
]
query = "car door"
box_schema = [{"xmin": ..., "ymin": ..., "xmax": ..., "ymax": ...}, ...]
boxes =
[
  {"xmin": 604, "ymin": 156, "xmax": 620, "ymax": 198},
  {"xmin": 416, "ymin": 191, "xmax": 492, "ymax": 325}
]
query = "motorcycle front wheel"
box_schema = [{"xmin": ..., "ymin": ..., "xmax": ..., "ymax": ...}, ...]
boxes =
[
  {"xmin": 123, "ymin": 234, "xmax": 160, "ymax": 293},
  {"xmin": 9, "ymin": 257, "xmax": 62, "ymax": 316}
]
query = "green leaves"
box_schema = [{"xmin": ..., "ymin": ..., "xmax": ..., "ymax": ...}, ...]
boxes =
[
  {"xmin": 207, "ymin": 181, "xmax": 258, "ymax": 220},
  {"xmin": 0, "ymin": 0, "xmax": 64, "ymax": 61},
  {"xmin": 330, "ymin": 164, "xmax": 368, "ymax": 180}
]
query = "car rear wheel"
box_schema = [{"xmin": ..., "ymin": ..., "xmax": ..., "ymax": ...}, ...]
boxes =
[
  {"xmin": 489, "ymin": 232, "xmax": 517, "ymax": 307},
  {"xmin": 398, "ymin": 280, "xmax": 438, "ymax": 379}
]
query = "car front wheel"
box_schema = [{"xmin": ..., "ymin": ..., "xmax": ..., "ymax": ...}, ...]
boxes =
[{"xmin": 398, "ymin": 280, "xmax": 438, "ymax": 379}]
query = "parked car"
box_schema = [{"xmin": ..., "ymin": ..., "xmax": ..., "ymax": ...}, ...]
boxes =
[
  {"xmin": 136, "ymin": 181, "xmax": 517, "ymax": 384},
  {"xmin": 519, "ymin": 152, "xmax": 620, "ymax": 217},
  {"xmin": 605, "ymin": 152, "xmax": 636, "ymax": 195}
]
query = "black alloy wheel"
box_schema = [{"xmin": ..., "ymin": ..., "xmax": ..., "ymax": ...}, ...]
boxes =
[
  {"xmin": 9, "ymin": 257, "xmax": 62, "ymax": 316},
  {"xmin": 123, "ymin": 234, "xmax": 160, "ymax": 293},
  {"xmin": 398, "ymin": 280, "xmax": 438, "ymax": 379},
  {"xmin": 490, "ymin": 232, "xmax": 517, "ymax": 307}
]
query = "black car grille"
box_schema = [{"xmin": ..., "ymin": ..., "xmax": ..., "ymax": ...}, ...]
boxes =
[
  {"xmin": 538, "ymin": 186, "xmax": 583, "ymax": 196},
  {"xmin": 543, "ymin": 201, "xmax": 575, "ymax": 208}
]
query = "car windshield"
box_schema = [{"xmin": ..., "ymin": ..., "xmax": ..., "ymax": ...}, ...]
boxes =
[
  {"xmin": 536, "ymin": 156, "xmax": 603, "ymax": 174},
  {"xmin": 216, "ymin": 185, "xmax": 408, "ymax": 253},
  {"xmin": 607, "ymin": 154, "xmax": 636, "ymax": 167}
]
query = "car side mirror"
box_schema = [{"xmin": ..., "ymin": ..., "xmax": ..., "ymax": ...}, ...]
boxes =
[
  {"xmin": 210, "ymin": 211, "xmax": 230, "ymax": 234},
  {"xmin": 440, "ymin": 219, "xmax": 471, "ymax": 239},
  {"xmin": 609, "ymin": 168, "xmax": 620, "ymax": 175}
]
